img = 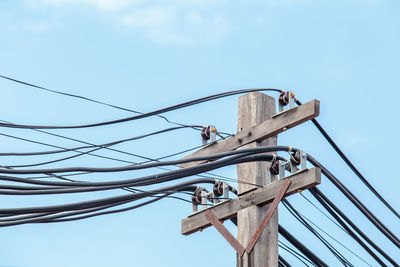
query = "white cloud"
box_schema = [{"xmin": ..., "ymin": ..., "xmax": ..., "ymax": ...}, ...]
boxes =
[
  {"xmin": 85, "ymin": 0, "xmax": 139, "ymax": 11},
  {"xmin": 120, "ymin": 7, "xmax": 186, "ymax": 43},
  {"xmin": 28, "ymin": 0, "xmax": 140, "ymax": 11},
  {"xmin": 121, "ymin": 7, "xmax": 176, "ymax": 28},
  {"xmin": 26, "ymin": 0, "xmax": 230, "ymax": 44},
  {"xmin": 120, "ymin": 7, "xmax": 229, "ymax": 44}
]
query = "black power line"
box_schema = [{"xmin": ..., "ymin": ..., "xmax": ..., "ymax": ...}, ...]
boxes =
[
  {"xmin": 279, "ymin": 225, "xmax": 328, "ymax": 267},
  {"xmin": 279, "ymin": 241, "xmax": 314, "ymax": 266},
  {"xmin": 295, "ymin": 98, "xmax": 400, "ymax": 220},
  {"xmin": 1, "ymin": 143, "xmax": 398, "ymax": 251},
  {"xmin": 307, "ymin": 154, "xmax": 400, "ymax": 249},
  {"xmin": 0, "ymin": 74, "xmax": 209, "ymax": 133},
  {"xmin": 0, "ymin": 76, "xmax": 283, "ymax": 129},
  {"xmin": 282, "ymin": 199, "xmax": 354, "ymax": 266},
  {"xmin": 0, "ymin": 125, "xmax": 199, "ymax": 157},
  {"xmin": 278, "ymin": 255, "xmax": 292, "ymax": 267},
  {"xmin": 310, "ymin": 187, "xmax": 398, "ymax": 266}
]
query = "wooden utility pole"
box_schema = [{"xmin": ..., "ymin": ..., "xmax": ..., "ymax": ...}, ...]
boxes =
[
  {"xmin": 236, "ymin": 92, "xmax": 277, "ymax": 267},
  {"xmin": 180, "ymin": 92, "xmax": 321, "ymax": 267}
]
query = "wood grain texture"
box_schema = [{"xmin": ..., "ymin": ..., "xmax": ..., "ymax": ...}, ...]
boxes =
[
  {"xmin": 179, "ymin": 99, "xmax": 319, "ymax": 169},
  {"xmin": 181, "ymin": 167, "xmax": 321, "ymax": 235},
  {"xmin": 236, "ymin": 92, "xmax": 277, "ymax": 267}
]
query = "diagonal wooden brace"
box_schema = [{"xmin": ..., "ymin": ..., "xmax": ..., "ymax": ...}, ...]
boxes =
[
  {"xmin": 204, "ymin": 209, "xmax": 246, "ymax": 256},
  {"xmin": 245, "ymin": 178, "xmax": 291, "ymax": 254},
  {"xmin": 204, "ymin": 179, "xmax": 291, "ymax": 257}
]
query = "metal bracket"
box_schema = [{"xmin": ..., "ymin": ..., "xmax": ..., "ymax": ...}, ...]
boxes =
[
  {"xmin": 278, "ymin": 91, "xmax": 295, "ymax": 114},
  {"xmin": 201, "ymin": 191, "xmax": 209, "ymax": 210},
  {"xmin": 204, "ymin": 209, "xmax": 246, "ymax": 256},
  {"xmin": 192, "ymin": 203, "xmax": 198, "ymax": 213},
  {"xmin": 201, "ymin": 125, "xmax": 217, "ymax": 146},
  {"xmin": 223, "ymin": 183, "xmax": 229, "ymax": 201},
  {"xmin": 300, "ymin": 151, "xmax": 307, "ymax": 170}
]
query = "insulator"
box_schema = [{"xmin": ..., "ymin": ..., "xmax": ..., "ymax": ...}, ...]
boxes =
[
  {"xmin": 278, "ymin": 91, "xmax": 290, "ymax": 106},
  {"xmin": 201, "ymin": 126, "xmax": 211, "ymax": 140},
  {"xmin": 290, "ymin": 151, "xmax": 301, "ymax": 166},
  {"xmin": 270, "ymin": 160, "xmax": 280, "ymax": 175},
  {"xmin": 191, "ymin": 191, "xmax": 202, "ymax": 205},
  {"xmin": 213, "ymin": 182, "xmax": 224, "ymax": 197}
]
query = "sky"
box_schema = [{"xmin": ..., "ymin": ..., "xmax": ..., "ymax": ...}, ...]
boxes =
[{"xmin": 0, "ymin": 0, "xmax": 400, "ymax": 266}]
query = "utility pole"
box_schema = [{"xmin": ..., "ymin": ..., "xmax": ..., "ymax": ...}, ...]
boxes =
[
  {"xmin": 236, "ymin": 92, "xmax": 277, "ymax": 267},
  {"xmin": 180, "ymin": 92, "xmax": 321, "ymax": 267}
]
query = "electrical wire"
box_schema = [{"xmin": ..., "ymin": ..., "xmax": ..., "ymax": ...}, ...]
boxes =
[
  {"xmin": 0, "ymin": 185, "xmax": 219, "ymax": 224},
  {"xmin": 278, "ymin": 255, "xmax": 292, "ymax": 267},
  {"xmin": 0, "ymin": 150, "xmax": 282, "ymax": 226},
  {"xmin": 307, "ymin": 154, "xmax": 400, "ymax": 249},
  {"xmin": 300, "ymin": 192, "xmax": 347, "ymax": 233},
  {"xmin": 0, "ymin": 125, "xmax": 199, "ymax": 157},
  {"xmin": 310, "ymin": 187, "xmax": 398, "ymax": 266},
  {"xmin": 0, "ymin": 179, "xmax": 210, "ymax": 225},
  {"xmin": 230, "ymin": 204, "xmax": 326, "ymax": 266},
  {"xmin": 0, "ymin": 154, "xmax": 283, "ymax": 195},
  {"xmin": 279, "ymin": 241, "xmax": 314, "ymax": 266},
  {"xmin": 1, "ymin": 142, "xmax": 398, "ymax": 252},
  {"xmin": 296, "ymin": 206, "xmax": 374, "ymax": 266},
  {"xmin": 0, "ymin": 130, "xmax": 262, "ymax": 190},
  {"xmin": 0, "ymin": 88, "xmax": 283, "ymax": 129},
  {"xmin": 283, "ymin": 199, "xmax": 354, "ymax": 266},
  {"xmin": 295, "ymin": 98, "xmax": 400, "ymax": 220},
  {"xmin": 0, "ymin": 146, "xmax": 285, "ymax": 175},
  {"xmin": 0, "ymin": 74, "xmax": 220, "ymax": 134},
  {"xmin": 0, "ymin": 83, "xmax": 396, "ymax": 267},
  {"xmin": 3, "ymin": 79, "xmax": 395, "ymax": 226},
  {"xmin": 2, "ymin": 142, "xmax": 398, "ymax": 252},
  {"xmin": 279, "ymin": 225, "xmax": 328, "ymax": 267},
  {"xmin": 0, "ymin": 87, "xmax": 396, "ymax": 266},
  {"xmin": 0, "ymin": 119, "xmax": 248, "ymax": 190},
  {"xmin": 0, "ymin": 131, "xmax": 136, "ymax": 165},
  {"xmin": 0, "ymin": 154, "xmax": 281, "ymax": 219}
]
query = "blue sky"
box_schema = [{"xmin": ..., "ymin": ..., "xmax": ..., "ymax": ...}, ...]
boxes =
[{"xmin": 0, "ymin": 0, "xmax": 399, "ymax": 266}]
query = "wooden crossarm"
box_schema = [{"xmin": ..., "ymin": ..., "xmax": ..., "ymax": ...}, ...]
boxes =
[
  {"xmin": 181, "ymin": 167, "xmax": 321, "ymax": 235},
  {"xmin": 179, "ymin": 99, "xmax": 319, "ymax": 168}
]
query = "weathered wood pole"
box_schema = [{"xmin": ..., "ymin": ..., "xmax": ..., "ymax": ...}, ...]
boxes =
[{"xmin": 237, "ymin": 92, "xmax": 278, "ymax": 267}]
